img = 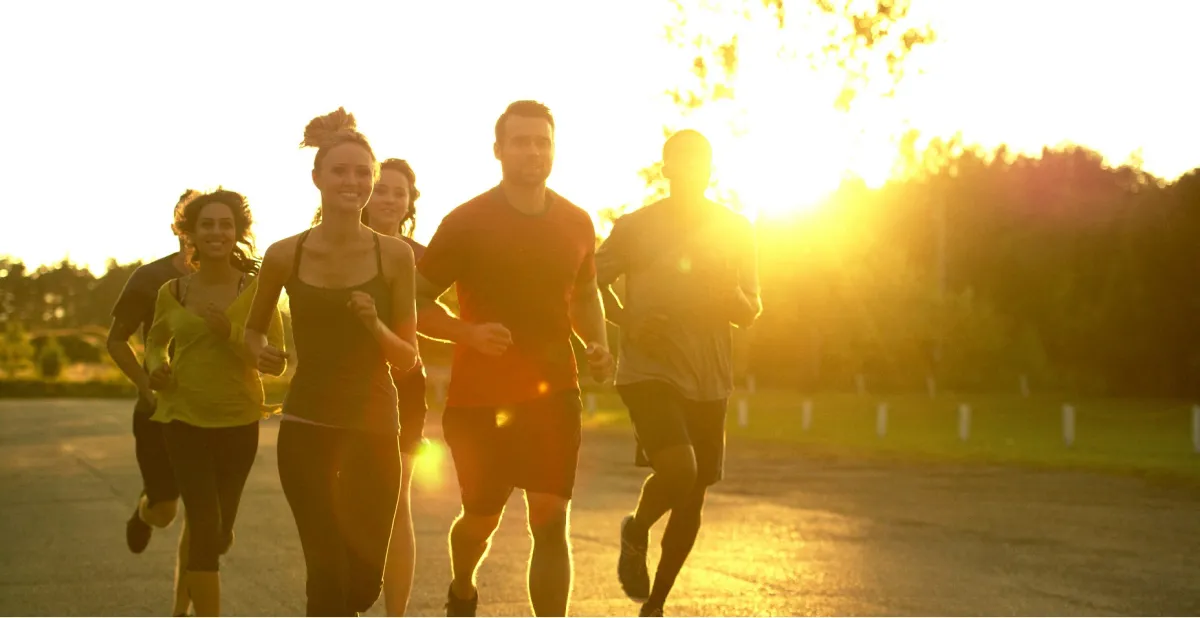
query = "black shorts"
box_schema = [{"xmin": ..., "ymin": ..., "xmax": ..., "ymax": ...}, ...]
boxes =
[
  {"xmin": 441, "ymin": 389, "xmax": 583, "ymax": 516},
  {"xmin": 617, "ymin": 380, "xmax": 728, "ymax": 486},
  {"xmin": 394, "ymin": 369, "xmax": 428, "ymax": 456},
  {"xmin": 132, "ymin": 409, "xmax": 181, "ymax": 505}
]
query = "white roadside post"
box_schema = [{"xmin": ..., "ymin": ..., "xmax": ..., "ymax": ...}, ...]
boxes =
[
  {"xmin": 801, "ymin": 399, "xmax": 813, "ymax": 431},
  {"xmin": 958, "ymin": 403, "xmax": 971, "ymax": 442},
  {"xmin": 737, "ymin": 398, "xmax": 750, "ymax": 428},
  {"xmin": 1062, "ymin": 404, "xmax": 1075, "ymax": 448},
  {"xmin": 1191, "ymin": 404, "xmax": 1200, "ymax": 453},
  {"xmin": 876, "ymin": 402, "xmax": 888, "ymax": 438}
]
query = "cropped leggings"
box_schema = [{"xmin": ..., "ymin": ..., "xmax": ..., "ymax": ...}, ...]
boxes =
[
  {"xmin": 163, "ymin": 420, "xmax": 260, "ymax": 571},
  {"xmin": 278, "ymin": 419, "xmax": 401, "ymax": 617}
]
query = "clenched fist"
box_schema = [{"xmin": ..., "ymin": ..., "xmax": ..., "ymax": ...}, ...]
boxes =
[
  {"xmin": 585, "ymin": 341, "xmax": 614, "ymax": 384},
  {"xmin": 201, "ymin": 303, "xmax": 232, "ymax": 340},
  {"xmin": 348, "ymin": 291, "xmax": 379, "ymax": 331},
  {"xmin": 466, "ymin": 323, "xmax": 513, "ymax": 356},
  {"xmin": 255, "ymin": 344, "xmax": 287, "ymax": 376},
  {"xmin": 149, "ymin": 363, "xmax": 173, "ymax": 391}
]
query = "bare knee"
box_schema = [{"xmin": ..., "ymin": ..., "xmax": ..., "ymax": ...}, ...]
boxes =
[
  {"xmin": 526, "ymin": 492, "xmax": 569, "ymax": 543},
  {"xmin": 650, "ymin": 446, "xmax": 699, "ymax": 505},
  {"xmin": 452, "ymin": 508, "xmax": 503, "ymax": 546}
]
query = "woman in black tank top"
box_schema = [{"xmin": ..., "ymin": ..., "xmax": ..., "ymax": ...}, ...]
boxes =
[
  {"xmin": 244, "ymin": 108, "xmax": 419, "ymax": 617},
  {"xmin": 360, "ymin": 157, "xmax": 428, "ymax": 616}
]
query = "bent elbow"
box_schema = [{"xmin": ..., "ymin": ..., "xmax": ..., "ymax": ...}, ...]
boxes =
[
  {"xmin": 104, "ymin": 337, "xmax": 125, "ymax": 359},
  {"xmin": 733, "ymin": 302, "xmax": 763, "ymax": 329},
  {"xmin": 400, "ymin": 348, "xmax": 419, "ymax": 374}
]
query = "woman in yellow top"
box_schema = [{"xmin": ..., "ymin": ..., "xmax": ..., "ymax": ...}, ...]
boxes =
[{"xmin": 146, "ymin": 189, "xmax": 286, "ymax": 617}]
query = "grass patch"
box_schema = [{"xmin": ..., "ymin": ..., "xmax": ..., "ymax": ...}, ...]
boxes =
[
  {"xmin": 0, "ymin": 379, "xmax": 138, "ymax": 399},
  {"xmin": 7, "ymin": 378, "xmax": 1195, "ymax": 480},
  {"xmin": 581, "ymin": 390, "xmax": 1200, "ymax": 480},
  {"xmin": 1, "ymin": 376, "xmax": 295, "ymax": 402}
]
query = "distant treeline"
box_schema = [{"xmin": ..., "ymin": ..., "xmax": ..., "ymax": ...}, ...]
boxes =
[{"xmin": 747, "ymin": 139, "xmax": 1200, "ymax": 397}]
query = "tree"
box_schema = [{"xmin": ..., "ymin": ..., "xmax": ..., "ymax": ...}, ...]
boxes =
[
  {"xmin": 1, "ymin": 321, "xmax": 34, "ymax": 378},
  {"xmin": 37, "ymin": 336, "xmax": 67, "ymax": 380},
  {"xmin": 625, "ymin": 0, "xmax": 936, "ymax": 212},
  {"xmin": 661, "ymin": 0, "xmax": 935, "ymax": 112}
]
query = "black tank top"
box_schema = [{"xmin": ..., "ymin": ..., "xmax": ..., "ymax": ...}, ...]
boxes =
[{"xmin": 282, "ymin": 229, "xmax": 398, "ymax": 432}]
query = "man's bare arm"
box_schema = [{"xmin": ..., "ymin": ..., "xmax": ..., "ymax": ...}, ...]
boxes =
[
  {"xmin": 728, "ymin": 286, "xmax": 763, "ymax": 328},
  {"xmin": 570, "ymin": 276, "xmax": 610, "ymax": 349},
  {"xmin": 729, "ymin": 227, "xmax": 763, "ymax": 328},
  {"xmin": 597, "ymin": 279, "xmax": 626, "ymax": 328},
  {"xmin": 106, "ymin": 317, "xmax": 152, "ymax": 402},
  {"xmin": 415, "ymin": 273, "xmax": 473, "ymax": 344}
]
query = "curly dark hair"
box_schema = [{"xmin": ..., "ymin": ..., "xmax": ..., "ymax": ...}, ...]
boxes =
[
  {"xmin": 361, "ymin": 158, "xmax": 420, "ymax": 238},
  {"xmin": 172, "ymin": 189, "xmax": 260, "ymax": 274}
]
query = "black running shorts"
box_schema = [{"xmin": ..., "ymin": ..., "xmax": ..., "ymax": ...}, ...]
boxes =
[
  {"xmin": 616, "ymin": 380, "xmax": 728, "ymax": 486},
  {"xmin": 132, "ymin": 408, "xmax": 181, "ymax": 505},
  {"xmin": 441, "ymin": 389, "xmax": 583, "ymax": 515}
]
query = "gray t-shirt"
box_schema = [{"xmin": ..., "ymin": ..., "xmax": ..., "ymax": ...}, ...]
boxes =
[{"xmin": 596, "ymin": 198, "xmax": 759, "ymax": 401}]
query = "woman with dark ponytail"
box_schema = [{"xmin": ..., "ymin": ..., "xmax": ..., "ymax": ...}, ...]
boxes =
[
  {"xmin": 244, "ymin": 108, "xmax": 418, "ymax": 616},
  {"xmin": 145, "ymin": 189, "xmax": 286, "ymax": 616},
  {"xmin": 361, "ymin": 158, "xmax": 425, "ymax": 616}
]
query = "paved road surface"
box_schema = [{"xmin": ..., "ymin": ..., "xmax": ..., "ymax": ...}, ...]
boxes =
[{"xmin": 2, "ymin": 399, "xmax": 1199, "ymax": 616}]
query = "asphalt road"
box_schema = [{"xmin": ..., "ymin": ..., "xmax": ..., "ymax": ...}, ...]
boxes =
[{"xmin": 1, "ymin": 399, "xmax": 1198, "ymax": 616}]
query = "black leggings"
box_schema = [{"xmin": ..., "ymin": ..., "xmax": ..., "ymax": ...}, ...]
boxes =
[
  {"xmin": 163, "ymin": 420, "xmax": 259, "ymax": 572},
  {"xmin": 277, "ymin": 420, "xmax": 401, "ymax": 617}
]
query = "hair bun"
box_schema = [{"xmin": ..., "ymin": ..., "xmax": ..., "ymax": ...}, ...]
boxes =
[{"xmin": 301, "ymin": 107, "xmax": 358, "ymax": 149}]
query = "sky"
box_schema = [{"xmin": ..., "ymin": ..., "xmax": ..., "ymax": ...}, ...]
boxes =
[{"xmin": 1, "ymin": 0, "xmax": 1197, "ymax": 274}]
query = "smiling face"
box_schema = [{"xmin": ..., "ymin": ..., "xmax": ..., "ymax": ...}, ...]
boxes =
[
  {"xmin": 191, "ymin": 201, "xmax": 236, "ymax": 263},
  {"xmin": 311, "ymin": 141, "xmax": 376, "ymax": 217},
  {"xmin": 364, "ymin": 168, "xmax": 411, "ymax": 233}
]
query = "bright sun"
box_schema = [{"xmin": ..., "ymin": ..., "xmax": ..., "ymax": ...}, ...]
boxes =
[
  {"xmin": 661, "ymin": 3, "xmax": 902, "ymax": 223},
  {"xmin": 701, "ymin": 84, "xmax": 898, "ymax": 223}
]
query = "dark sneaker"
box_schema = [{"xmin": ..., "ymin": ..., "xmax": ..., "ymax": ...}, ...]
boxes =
[
  {"xmin": 639, "ymin": 602, "xmax": 664, "ymax": 617},
  {"xmin": 619, "ymin": 515, "xmax": 651, "ymax": 602},
  {"xmin": 126, "ymin": 500, "xmax": 152, "ymax": 554},
  {"xmin": 445, "ymin": 583, "xmax": 478, "ymax": 617}
]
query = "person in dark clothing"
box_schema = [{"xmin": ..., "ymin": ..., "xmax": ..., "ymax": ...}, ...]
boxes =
[
  {"xmin": 106, "ymin": 188, "xmax": 198, "ymax": 617},
  {"xmin": 245, "ymin": 108, "xmax": 419, "ymax": 617},
  {"xmin": 361, "ymin": 157, "xmax": 427, "ymax": 617},
  {"xmin": 416, "ymin": 100, "xmax": 614, "ymax": 617}
]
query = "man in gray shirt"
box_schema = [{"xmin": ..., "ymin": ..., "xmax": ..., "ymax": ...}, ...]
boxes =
[{"xmin": 596, "ymin": 130, "xmax": 762, "ymax": 617}]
